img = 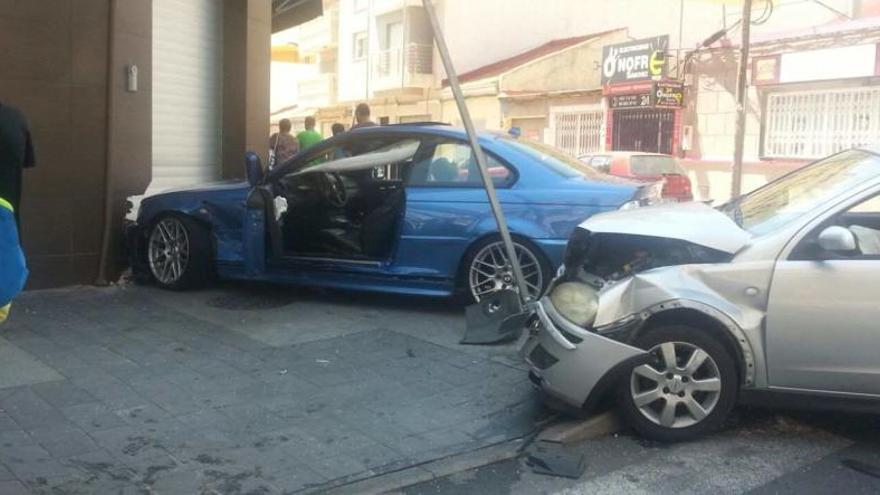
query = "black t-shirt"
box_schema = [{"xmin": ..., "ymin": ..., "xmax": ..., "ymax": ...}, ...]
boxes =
[{"xmin": 0, "ymin": 102, "xmax": 36, "ymax": 212}]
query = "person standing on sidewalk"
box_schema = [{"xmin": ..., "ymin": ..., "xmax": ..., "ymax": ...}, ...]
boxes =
[
  {"xmin": 351, "ymin": 103, "xmax": 377, "ymax": 129},
  {"xmin": 297, "ymin": 116, "xmax": 323, "ymax": 151},
  {"xmin": 0, "ymin": 101, "xmax": 36, "ymax": 227},
  {"xmin": 269, "ymin": 118, "xmax": 299, "ymax": 169}
]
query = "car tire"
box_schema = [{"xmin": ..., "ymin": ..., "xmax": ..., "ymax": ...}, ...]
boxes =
[
  {"xmin": 146, "ymin": 214, "xmax": 212, "ymax": 290},
  {"xmin": 618, "ymin": 325, "xmax": 738, "ymax": 442},
  {"xmin": 460, "ymin": 235, "xmax": 551, "ymax": 304}
]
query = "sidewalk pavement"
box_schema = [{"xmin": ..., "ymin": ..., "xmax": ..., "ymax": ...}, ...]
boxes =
[{"xmin": 0, "ymin": 283, "xmax": 547, "ymax": 494}]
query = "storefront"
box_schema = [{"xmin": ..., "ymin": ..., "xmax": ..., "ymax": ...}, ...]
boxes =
[
  {"xmin": 600, "ymin": 35, "xmax": 685, "ymax": 155},
  {"xmin": 751, "ymin": 42, "xmax": 880, "ymax": 159}
]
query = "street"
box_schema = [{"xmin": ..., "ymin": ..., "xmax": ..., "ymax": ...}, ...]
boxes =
[
  {"xmin": 0, "ymin": 284, "xmax": 878, "ymax": 494},
  {"xmin": 404, "ymin": 408, "xmax": 880, "ymax": 495}
]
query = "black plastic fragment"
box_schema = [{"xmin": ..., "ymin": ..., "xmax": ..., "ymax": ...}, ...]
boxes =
[
  {"xmin": 842, "ymin": 458, "xmax": 880, "ymax": 479},
  {"xmin": 524, "ymin": 440, "xmax": 586, "ymax": 479},
  {"xmin": 461, "ymin": 289, "xmax": 528, "ymax": 345}
]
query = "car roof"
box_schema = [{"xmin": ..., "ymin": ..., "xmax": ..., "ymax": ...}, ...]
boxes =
[{"xmin": 589, "ymin": 151, "xmax": 675, "ymax": 158}]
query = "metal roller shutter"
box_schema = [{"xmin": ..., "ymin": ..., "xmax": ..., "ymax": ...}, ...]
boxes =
[{"xmin": 150, "ymin": 0, "xmax": 223, "ymax": 194}]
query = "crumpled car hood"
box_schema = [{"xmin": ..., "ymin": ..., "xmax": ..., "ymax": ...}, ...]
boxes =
[{"xmin": 577, "ymin": 201, "xmax": 751, "ymax": 254}]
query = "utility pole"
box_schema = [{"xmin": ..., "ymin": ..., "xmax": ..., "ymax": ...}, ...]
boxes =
[
  {"xmin": 730, "ymin": 0, "xmax": 752, "ymax": 198},
  {"xmin": 421, "ymin": 0, "xmax": 530, "ymax": 307}
]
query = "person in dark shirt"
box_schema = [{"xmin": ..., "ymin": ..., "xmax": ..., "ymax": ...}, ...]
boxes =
[
  {"xmin": 331, "ymin": 123, "xmax": 345, "ymax": 136},
  {"xmin": 351, "ymin": 103, "xmax": 377, "ymax": 129},
  {"xmin": 0, "ymin": 102, "xmax": 35, "ymax": 226}
]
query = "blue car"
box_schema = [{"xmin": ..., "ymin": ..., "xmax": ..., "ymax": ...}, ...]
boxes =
[{"xmin": 128, "ymin": 124, "xmax": 649, "ymax": 302}]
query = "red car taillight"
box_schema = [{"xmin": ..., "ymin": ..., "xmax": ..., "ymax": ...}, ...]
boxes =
[{"xmin": 661, "ymin": 174, "xmax": 693, "ymax": 201}]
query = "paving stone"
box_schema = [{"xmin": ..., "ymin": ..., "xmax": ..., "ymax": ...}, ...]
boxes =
[
  {"xmin": 59, "ymin": 403, "xmax": 130, "ymax": 433},
  {"xmin": 88, "ymin": 426, "xmax": 171, "ymax": 464},
  {"xmin": 31, "ymin": 380, "xmax": 98, "ymax": 409},
  {"xmin": 0, "ymin": 480, "xmax": 29, "ymax": 495}
]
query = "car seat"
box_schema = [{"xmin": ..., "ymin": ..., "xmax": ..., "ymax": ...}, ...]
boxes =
[{"xmin": 429, "ymin": 158, "xmax": 458, "ymax": 182}]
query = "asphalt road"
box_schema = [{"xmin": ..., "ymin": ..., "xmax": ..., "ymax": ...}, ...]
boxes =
[{"xmin": 401, "ymin": 407, "xmax": 880, "ymax": 495}]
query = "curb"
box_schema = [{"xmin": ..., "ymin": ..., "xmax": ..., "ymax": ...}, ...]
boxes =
[
  {"xmin": 318, "ymin": 412, "xmax": 620, "ymax": 495},
  {"xmin": 536, "ymin": 411, "xmax": 620, "ymax": 444}
]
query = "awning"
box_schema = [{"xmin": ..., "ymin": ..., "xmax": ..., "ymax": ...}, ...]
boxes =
[{"xmin": 272, "ymin": 0, "xmax": 323, "ymax": 33}]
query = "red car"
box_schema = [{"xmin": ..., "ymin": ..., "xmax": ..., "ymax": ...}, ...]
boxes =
[{"xmin": 578, "ymin": 152, "xmax": 693, "ymax": 202}]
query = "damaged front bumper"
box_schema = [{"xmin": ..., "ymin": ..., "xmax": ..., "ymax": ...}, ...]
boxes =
[{"xmin": 521, "ymin": 297, "xmax": 650, "ymax": 411}]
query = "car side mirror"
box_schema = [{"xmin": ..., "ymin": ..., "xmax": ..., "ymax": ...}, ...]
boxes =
[
  {"xmin": 245, "ymin": 152, "xmax": 264, "ymax": 186},
  {"xmin": 817, "ymin": 226, "xmax": 857, "ymax": 254}
]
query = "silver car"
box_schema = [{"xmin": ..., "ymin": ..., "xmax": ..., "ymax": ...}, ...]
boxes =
[{"xmin": 521, "ymin": 147, "xmax": 880, "ymax": 442}]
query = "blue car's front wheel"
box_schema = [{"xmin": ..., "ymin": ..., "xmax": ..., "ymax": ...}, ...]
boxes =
[
  {"xmin": 464, "ymin": 237, "xmax": 549, "ymax": 303},
  {"xmin": 147, "ymin": 215, "xmax": 211, "ymax": 290}
]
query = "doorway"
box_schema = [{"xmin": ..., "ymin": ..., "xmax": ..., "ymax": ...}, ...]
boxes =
[{"xmin": 612, "ymin": 108, "xmax": 675, "ymax": 154}]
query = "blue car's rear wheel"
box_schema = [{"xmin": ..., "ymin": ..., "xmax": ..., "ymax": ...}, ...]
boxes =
[
  {"xmin": 464, "ymin": 237, "xmax": 549, "ymax": 303},
  {"xmin": 147, "ymin": 215, "xmax": 211, "ymax": 290}
]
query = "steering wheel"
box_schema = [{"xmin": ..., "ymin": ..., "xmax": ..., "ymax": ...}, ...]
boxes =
[{"xmin": 323, "ymin": 173, "xmax": 348, "ymax": 207}]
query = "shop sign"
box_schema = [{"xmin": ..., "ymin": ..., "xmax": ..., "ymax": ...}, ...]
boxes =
[
  {"xmin": 654, "ymin": 81, "xmax": 684, "ymax": 107},
  {"xmin": 778, "ymin": 44, "xmax": 877, "ymax": 84},
  {"xmin": 601, "ymin": 35, "xmax": 669, "ymax": 85},
  {"xmin": 607, "ymin": 81, "xmax": 684, "ymax": 108},
  {"xmin": 752, "ymin": 55, "xmax": 780, "ymax": 85},
  {"xmin": 610, "ymin": 93, "xmax": 652, "ymax": 108}
]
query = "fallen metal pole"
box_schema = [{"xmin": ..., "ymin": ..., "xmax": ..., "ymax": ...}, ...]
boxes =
[{"xmin": 422, "ymin": 0, "xmax": 530, "ymax": 306}]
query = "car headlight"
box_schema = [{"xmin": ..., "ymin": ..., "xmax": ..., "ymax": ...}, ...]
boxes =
[
  {"xmin": 618, "ymin": 200, "xmax": 641, "ymax": 210},
  {"xmin": 549, "ymin": 282, "xmax": 599, "ymax": 327}
]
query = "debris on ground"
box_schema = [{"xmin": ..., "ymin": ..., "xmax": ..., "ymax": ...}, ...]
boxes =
[
  {"xmin": 524, "ymin": 440, "xmax": 586, "ymax": 479},
  {"xmin": 842, "ymin": 459, "xmax": 880, "ymax": 479}
]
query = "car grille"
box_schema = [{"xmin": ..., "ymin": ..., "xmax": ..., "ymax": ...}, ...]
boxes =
[{"xmin": 528, "ymin": 344, "xmax": 558, "ymax": 370}]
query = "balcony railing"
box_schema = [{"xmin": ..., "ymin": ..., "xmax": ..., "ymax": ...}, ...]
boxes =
[{"xmin": 372, "ymin": 43, "xmax": 433, "ymax": 90}]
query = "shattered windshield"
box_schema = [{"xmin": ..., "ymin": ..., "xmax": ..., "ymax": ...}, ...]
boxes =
[{"xmin": 719, "ymin": 150, "xmax": 880, "ymax": 236}]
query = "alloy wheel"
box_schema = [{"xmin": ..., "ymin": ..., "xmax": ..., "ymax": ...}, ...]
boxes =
[
  {"xmin": 629, "ymin": 341, "xmax": 722, "ymax": 429},
  {"xmin": 148, "ymin": 217, "xmax": 190, "ymax": 285},
  {"xmin": 468, "ymin": 241, "xmax": 543, "ymax": 302}
]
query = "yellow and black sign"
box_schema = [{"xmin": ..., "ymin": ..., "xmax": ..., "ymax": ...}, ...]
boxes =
[{"xmin": 601, "ymin": 35, "xmax": 669, "ymax": 85}]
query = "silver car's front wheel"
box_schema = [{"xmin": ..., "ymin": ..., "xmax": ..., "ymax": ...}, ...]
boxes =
[
  {"xmin": 619, "ymin": 325, "xmax": 738, "ymax": 442},
  {"xmin": 630, "ymin": 341, "xmax": 722, "ymax": 429},
  {"xmin": 466, "ymin": 239, "xmax": 546, "ymax": 302}
]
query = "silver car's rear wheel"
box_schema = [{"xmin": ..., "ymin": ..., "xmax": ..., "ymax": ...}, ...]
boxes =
[
  {"xmin": 630, "ymin": 341, "xmax": 722, "ymax": 429},
  {"xmin": 467, "ymin": 240, "xmax": 545, "ymax": 302}
]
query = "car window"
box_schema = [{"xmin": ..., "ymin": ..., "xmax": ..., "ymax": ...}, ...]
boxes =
[
  {"xmin": 720, "ymin": 150, "xmax": 880, "ymax": 236},
  {"xmin": 293, "ymin": 137, "xmax": 419, "ymax": 180},
  {"xmin": 841, "ymin": 194, "xmax": 880, "ymax": 257},
  {"xmin": 589, "ymin": 155, "xmax": 612, "ymax": 173},
  {"xmin": 498, "ymin": 135, "xmax": 606, "ymax": 180},
  {"xmin": 792, "ymin": 192, "xmax": 880, "ymax": 260},
  {"xmin": 629, "ymin": 155, "xmax": 683, "ymax": 175},
  {"xmin": 408, "ymin": 141, "xmax": 514, "ymax": 187}
]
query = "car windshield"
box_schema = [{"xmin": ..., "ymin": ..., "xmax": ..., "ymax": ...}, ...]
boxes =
[
  {"xmin": 719, "ymin": 149, "xmax": 880, "ymax": 235},
  {"xmin": 630, "ymin": 155, "xmax": 683, "ymax": 175},
  {"xmin": 499, "ymin": 136, "xmax": 605, "ymax": 180}
]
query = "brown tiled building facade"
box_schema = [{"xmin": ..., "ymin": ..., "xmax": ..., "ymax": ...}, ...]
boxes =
[{"xmin": 1, "ymin": 0, "xmax": 273, "ymax": 288}]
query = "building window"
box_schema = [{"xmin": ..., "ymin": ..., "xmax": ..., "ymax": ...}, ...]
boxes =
[
  {"xmin": 764, "ymin": 86, "xmax": 880, "ymax": 159},
  {"xmin": 353, "ymin": 32, "xmax": 367, "ymax": 61},
  {"xmin": 553, "ymin": 109, "xmax": 605, "ymax": 157},
  {"xmin": 354, "ymin": 0, "xmax": 368, "ymax": 11}
]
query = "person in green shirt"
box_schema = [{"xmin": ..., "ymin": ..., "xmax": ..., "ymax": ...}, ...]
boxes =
[{"xmin": 296, "ymin": 116, "xmax": 323, "ymax": 151}]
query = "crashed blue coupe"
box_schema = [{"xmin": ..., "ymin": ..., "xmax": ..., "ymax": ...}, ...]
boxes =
[{"xmin": 128, "ymin": 124, "xmax": 650, "ymax": 302}]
